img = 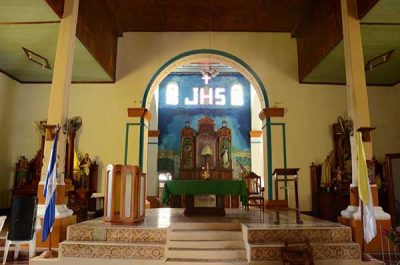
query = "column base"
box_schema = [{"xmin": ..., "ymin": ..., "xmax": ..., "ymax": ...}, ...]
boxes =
[
  {"xmin": 338, "ymin": 185, "xmax": 393, "ymax": 253},
  {"xmin": 338, "ymin": 215, "xmax": 392, "ymax": 253},
  {"xmin": 36, "ymin": 215, "xmax": 77, "ymax": 248}
]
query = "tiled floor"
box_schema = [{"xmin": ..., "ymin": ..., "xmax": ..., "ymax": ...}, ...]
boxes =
[
  {"xmin": 74, "ymin": 207, "xmax": 344, "ymax": 230},
  {"xmin": 0, "ymin": 208, "xmax": 381, "ymax": 265}
]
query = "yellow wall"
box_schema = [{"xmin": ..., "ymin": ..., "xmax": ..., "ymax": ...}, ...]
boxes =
[
  {"xmin": 1, "ymin": 32, "xmax": 399, "ymax": 210},
  {"xmin": 368, "ymin": 83, "xmax": 400, "ymax": 160},
  {"xmin": 0, "ymin": 74, "xmax": 19, "ymax": 208}
]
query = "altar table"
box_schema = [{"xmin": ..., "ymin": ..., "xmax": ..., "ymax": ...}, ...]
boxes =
[{"xmin": 161, "ymin": 180, "xmax": 248, "ymax": 216}]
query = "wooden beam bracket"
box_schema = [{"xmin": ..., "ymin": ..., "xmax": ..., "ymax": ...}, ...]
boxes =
[{"xmin": 357, "ymin": 127, "xmax": 376, "ymax": 142}]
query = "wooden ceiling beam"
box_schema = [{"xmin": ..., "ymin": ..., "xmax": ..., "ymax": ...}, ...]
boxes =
[
  {"xmin": 105, "ymin": 0, "xmax": 305, "ymax": 33},
  {"xmin": 45, "ymin": 0, "xmax": 64, "ymax": 18},
  {"xmin": 296, "ymin": 0, "xmax": 343, "ymax": 82},
  {"xmin": 44, "ymin": 0, "xmax": 118, "ymax": 81},
  {"xmin": 357, "ymin": 0, "xmax": 380, "ymax": 19},
  {"xmin": 296, "ymin": 0, "xmax": 380, "ymax": 83},
  {"xmin": 76, "ymin": 0, "xmax": 118, "ymax": 81}
]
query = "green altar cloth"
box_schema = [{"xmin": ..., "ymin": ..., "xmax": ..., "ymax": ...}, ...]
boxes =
[{"xmin": 161, "ymin": 180, "xmax": 248, "ymax": 206}]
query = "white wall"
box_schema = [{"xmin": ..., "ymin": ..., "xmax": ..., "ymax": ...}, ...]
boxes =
[
  {"xmin": 1, "ymin": 32, "xmax": 399, "ymax": 211},
  {"xmin": 147, "ymin": 89, "xmax": 159, "ymax": 196},
  {"xmin": 250, "ymin": 85, "xmax": 264, "ymax": 181}
]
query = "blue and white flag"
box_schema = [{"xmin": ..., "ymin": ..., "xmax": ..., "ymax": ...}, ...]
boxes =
[{"xmin": 42, "ymin": 127, "xmax": 60, "ymax": 242}]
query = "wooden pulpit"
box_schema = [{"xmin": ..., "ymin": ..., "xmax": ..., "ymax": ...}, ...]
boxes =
[{"xmin": 104, "ymin": 164, "xmax": 146, "ymax": 224}]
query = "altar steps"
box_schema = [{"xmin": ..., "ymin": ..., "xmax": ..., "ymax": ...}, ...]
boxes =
[
  {"xmin": 169, "ymin": 230, "xmax": 243, "ymax": 241},
  {"xmin": 244, "ymin": 225, "xmax": 363, "ymax": 264},
  {"xmin": 169, "ymin": 240, "xmax": 244, "ymax": 249},
  {"xmin": 165, "ymin": 258, "xmax": 249, "ymax": 265},
  {"xmin": 166, "ymin": 222, "xmax": 247, "ymax": 265}
]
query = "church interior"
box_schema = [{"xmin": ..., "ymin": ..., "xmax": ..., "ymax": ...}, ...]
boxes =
[{"xmin": 0, "ymin": 0, "xmax": 400, "ymax": 264}]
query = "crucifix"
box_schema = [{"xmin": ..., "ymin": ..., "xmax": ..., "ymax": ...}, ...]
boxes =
[{"xmin": 202, "ymin": 74, "xmax": 211, "ymax": 85}]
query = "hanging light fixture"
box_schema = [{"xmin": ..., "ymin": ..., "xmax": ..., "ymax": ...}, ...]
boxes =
[
  {"xmin": 201, "ymin": 67, "xmax": 219, "ymax": 85},
  {"xmin": 201, "ymin": 0, "xmax": 218, "ymax": 85}
]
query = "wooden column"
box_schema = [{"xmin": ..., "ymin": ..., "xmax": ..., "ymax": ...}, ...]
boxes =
[
  {"xmin": 338, "ymin": 0, "xmax": 391, "ymax": 253},
  {"xmin": 36, "ymin": 0, "xmax": 79, "ymax": 248},
  {"xmin": 341, "ymin": 0, "xmax": 373, "ymax": 184}
]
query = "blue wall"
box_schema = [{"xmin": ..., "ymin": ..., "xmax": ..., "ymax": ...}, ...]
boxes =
[{"xmin": 158, "ymin": 73, "xmax": 251, "ymax": 177}]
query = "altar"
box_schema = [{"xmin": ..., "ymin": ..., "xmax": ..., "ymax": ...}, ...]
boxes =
[
  {"xmin": 161, "ymin": 180, "xmax": 248, "ymax": 215},
  {"xmin": 170, "ymin": 116, "xmax": 239, "ymax": 210}
]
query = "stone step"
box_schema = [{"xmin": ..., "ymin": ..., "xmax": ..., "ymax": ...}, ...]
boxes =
[
  {"xmin": 170, "ymin": 222, "xmax": 242, "ymax": 231},
  {"xmin": 170, "ymin": 230, "xmax": 243, "ymax": 241},
  {"xmin": 247, "ymin": 226, "xmax": 353, "ymax": 243},
  {"xmin": 60, "ymin": 240, "xmax": 165, "ymax": 260},
  {"xmin": 169, "ymin": 240, "xmax": 245, "ymax": 249},
  {"xmin": 165, "ymin": 258, "xmax": 248, "ymax": 265},
  {"xmin": 167, "ymin": 248, "xmax": 247, "ymax": 260},
  {"xmin": 248, "ymin": 242, "xmax": 361, "ymax": 262},
  {"xmin": 66, "ymin": 225, "xmax": 167, "ymax": 243}
]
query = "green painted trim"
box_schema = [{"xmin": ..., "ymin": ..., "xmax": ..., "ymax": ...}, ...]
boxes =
[
  {"xmin": 266, "ymin": 120, "xmax": 272, "ymax": 199},
  {"xmin": 282, "ymin": 124, "xmax": 288, "ymax": 200},
  {"xmin": 139, "ymin": 117, "xmax": 145, "ymax": 169},
  {"xmin": 263, "ymin": 122, "xmax": 288, "ymax": 199},
  {"xmin": 124, "ymin": 123, "xmax": 130, "ymax": 165},
  {"xmin": 140, "ymin": 49, "xmax": 272, "ymax": 199},
  {"xmin": 141, "ymin": 49, "xmax": 270, "ymax": 108},
  {"xmin": 124, "ymin": 122, "xmax": 148, "ymax": 166}
]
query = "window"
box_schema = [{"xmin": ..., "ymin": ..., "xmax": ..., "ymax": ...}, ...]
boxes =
[
  {"xmin": 166, "ymin": 82, "xmax": 179, "ymax": 105},
  {"xmin": 231, "ymin": 83, "xmax": 244, "ymax": 106}
]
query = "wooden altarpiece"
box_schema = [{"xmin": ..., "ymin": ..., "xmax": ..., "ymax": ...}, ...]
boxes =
[
  {"xmin": 179, "ymin": 116, "xmax": 233, "ymax": 180},
  {"xmin": 175, "ymin": 116, "xmax": 238, "ymax": 211}
]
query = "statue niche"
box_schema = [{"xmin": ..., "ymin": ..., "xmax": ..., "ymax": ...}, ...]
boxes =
[{"xmin": 179, "ymin": 116, "xmax": 232, "ymax": 180}]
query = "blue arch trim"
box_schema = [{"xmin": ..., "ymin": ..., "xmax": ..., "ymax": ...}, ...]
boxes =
[{"xmin": 140, "ymin": 49, "xmax": 274, "ymax": 199}]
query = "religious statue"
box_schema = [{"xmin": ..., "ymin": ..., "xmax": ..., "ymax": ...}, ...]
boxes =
[
  {"xmin": 15, "ymin": 156, "xmax": 29, "ymax": 187},
  {"xmin": 221, "ymin": 142, "xmax": 230, "ymax": 168},
  {"xmin": 320, "ymin": 152, "xmax": 333, "ymax": 188},
  {"xmin": 201, "ymin": 140, "xmax": 213, "ymax": 166},
  {"xmin": 182, "ymin": 139, "xmax": 193, "ymax": 168},
  {"xmin": 79, "ymin": 153, "xmax": 91, "ymax": 188}
]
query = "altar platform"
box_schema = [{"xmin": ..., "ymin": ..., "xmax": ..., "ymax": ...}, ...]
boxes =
[{"xmin": 30, "ymin": 208, "xmax": 382, "ymax": 265}]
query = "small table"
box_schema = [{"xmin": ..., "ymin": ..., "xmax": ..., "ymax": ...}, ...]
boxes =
[
  {"xmin": 161, "ymin": 180, "xmax": 248, "ymax": 216},
  {"xmin": 273, "ymin": 168, "xmax": 303, "ymax": 224}
]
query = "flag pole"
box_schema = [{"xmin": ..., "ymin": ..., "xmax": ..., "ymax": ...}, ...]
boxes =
[
  {"xmin": 40, "ymin": 231, "xmax": 57, "ymax": 258},
  {"xmin": 40, "ymin": 125, "xmax": 60, "ymax": 259}
]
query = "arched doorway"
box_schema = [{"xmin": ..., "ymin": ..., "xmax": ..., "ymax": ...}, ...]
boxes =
[{"xmin": 139, "ymin": 49, "xmax": 273, "ymax": 200}]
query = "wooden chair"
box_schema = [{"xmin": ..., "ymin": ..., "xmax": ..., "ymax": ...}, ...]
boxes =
[{"xmin": 244, "ymin": 172, "xmax": 265, "ymax": 214}]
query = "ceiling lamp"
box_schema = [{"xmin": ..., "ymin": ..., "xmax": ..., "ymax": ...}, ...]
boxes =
[
  {"xmin": 365, "ymin": 49, "xmax": 394, "ymax": 72},
  {"xmin": 200, "ymin": 0, "xmax": 219, "ymax": 85},
  {"xmin": 22, "ymin": 47, "xmax": 51, "ymax": 70}
]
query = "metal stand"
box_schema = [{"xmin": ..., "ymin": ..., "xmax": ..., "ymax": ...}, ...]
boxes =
[{"xmin": 273, "ymin": 168, "xmax": 303, "ymax": 224}]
